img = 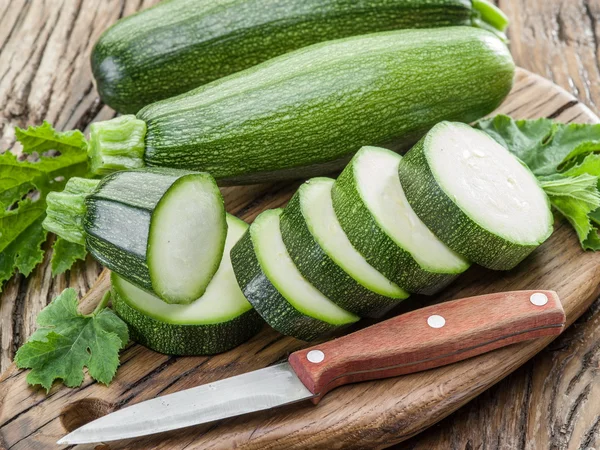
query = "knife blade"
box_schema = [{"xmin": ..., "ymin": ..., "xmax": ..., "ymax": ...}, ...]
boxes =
[{"xmin": 58, "ymin": 290, "xmax": 565, "ymax": 445}]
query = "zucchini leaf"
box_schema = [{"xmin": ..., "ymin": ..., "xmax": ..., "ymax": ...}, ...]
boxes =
[
  {"xmin": 14, "ymin": 288, "xmax": 129, "ymax": 392},
  {"xmin": 51, "ymin": 237, "xmax": 88, "ymax": 276},
  {"xmin": 477, "ymin": 115, "xmax": 600, "ymax": 249},
  {"xmin": 0, "ymin": 122, "xmax": 89, "ymax": 290}
]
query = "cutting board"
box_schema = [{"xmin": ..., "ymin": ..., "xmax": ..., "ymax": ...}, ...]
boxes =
[{"xmin": 1, "ymin": 69, "xmax": 600, "ymax": 450}]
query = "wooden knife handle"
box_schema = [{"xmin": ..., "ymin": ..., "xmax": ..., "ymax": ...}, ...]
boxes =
[{"xmin": 288, "ymin": 290, "xmax": 565, "ymax": 403}]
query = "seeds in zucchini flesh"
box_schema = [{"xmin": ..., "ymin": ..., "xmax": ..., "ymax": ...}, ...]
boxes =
[
  {"xmin": 332, "ymin": 146, "xmax": 470, "ymax": 294},
  {"xmin": 280, "ymin": 177, "xmax": 409, "ymax": 318},
  {"xmin": 231, "ymin": 209, "xmax": 359, "ymax": 341},
  {"xmin": 397, "ymin": 121, "xmax": 554, "ymax": 270},
  {"xmin": 112, "ymin": 215, "xmax": 263, "ymax": 355}
]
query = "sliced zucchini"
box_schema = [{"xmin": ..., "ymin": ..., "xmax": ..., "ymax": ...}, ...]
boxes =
[
  {"xmin": 331, "ymin": 146, "xmax": 470, "ymax": 294},
  {"xmin": 280, "ymin": 178, "xmax": 409, "ymax": 318},
  {"xmin": 147, "ymin": 174, "xmax": 226, "ymax": 303},
  {"xmin": 111, "ymin": 215, "xmax": 263, "ymax": 355},
  {"xmin": 45, "ymin": 168, "xmax": 227, "ymax": 305},
  {"xmin": 397, "ymin": 121, "xmax": 554, "ymax": 270},
  {"xmin": 231, "ymin": 209, "xmax": 359, "ymax": 341}
]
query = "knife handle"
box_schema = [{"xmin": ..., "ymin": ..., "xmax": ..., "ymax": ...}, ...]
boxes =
[{"xmin": 288, "ymin": 290, "xmax": 565, "ymax": 404}]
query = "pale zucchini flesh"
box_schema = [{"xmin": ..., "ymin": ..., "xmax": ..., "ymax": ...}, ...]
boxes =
[
  {"xmin": 231, "ymin": 209, "xmax": 358, "ymax": 341},
  {"xmin": 398, "ymin": 121, "xmax": 554, "ymax": 270},
  {"xmin": 280, "ymin": 178, "xmax": 409, "ymax": 318},
  {"xmin": 111, "ymin": 215, "xmax": 263, "ymax": 355},
  {"xmin": 148, "ymin": 174, "xmax": 227, "ymax": 304},
  {"xmin": 332, "ymin": 146, "xmax": 469, "ymax": 294}
]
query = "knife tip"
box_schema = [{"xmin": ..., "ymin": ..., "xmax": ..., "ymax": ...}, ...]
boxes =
[{"xmin": 57, "ymin": 433, "xmax": 77, "ymax": 445}]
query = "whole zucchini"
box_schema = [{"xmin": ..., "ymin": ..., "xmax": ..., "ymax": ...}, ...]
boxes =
[
  {"xmin": 88, "ymin": 27, "xmax": 515, "ymax": 184},
  {"xmin": 92, "ymin": 0, "xmax": 509, "ymax": 113}
]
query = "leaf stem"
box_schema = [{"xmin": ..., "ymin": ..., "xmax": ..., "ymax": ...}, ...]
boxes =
[{"xmin": 92, "ymin": 291, "xmax": 112, "ymax": 316}]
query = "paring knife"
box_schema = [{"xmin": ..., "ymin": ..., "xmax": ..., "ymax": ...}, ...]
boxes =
[{"xmin": 58, "ymin": 290, "xmax": 565, "ymax": 445}]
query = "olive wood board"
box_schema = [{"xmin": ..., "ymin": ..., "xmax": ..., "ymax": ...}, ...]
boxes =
[{"xmin": 1, "ymin": 68, "xmax": 599, "ymax": 450}]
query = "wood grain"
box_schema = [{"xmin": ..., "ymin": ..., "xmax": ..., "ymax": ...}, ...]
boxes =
[
  {"xmin": 0, "ymin": 70, "xmax": 599, "ymax": 450},
  {"xmin": 0, "ymin": 0, "xmax": 599, "ymax": 448},
  {"xmin": 289, "ymin": 290, "xmax": 565, "ymax": 401}
]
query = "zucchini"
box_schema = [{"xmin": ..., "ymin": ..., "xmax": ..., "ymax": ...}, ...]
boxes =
[
  {"xmin": 332, "ymin": 146, "xmax": 470, "ymax": 294},
  {"xmin": 88, "ymin": 27, "xmax": 515, "ymax": 184},
  {"xmin": 111, "ymin": 215, "xmax": 263, "ymax": 355},
  {"xmin": 43, "ymin": 169, "xmax": 226, "ymax": 305},
  {"xmin": 92, "ymin": 0, "xmax": 509, "ymax": 113},
  {"xmin": 397, "ymin": 121, "xmax": 554, "ymax": 270},
  {"xmin": 280, "ymin": 178, "xmax": 409, "ymax": 318},
  {"xmin": 231, "ymin": 209, "xmax": 359, "ymax": 341}
]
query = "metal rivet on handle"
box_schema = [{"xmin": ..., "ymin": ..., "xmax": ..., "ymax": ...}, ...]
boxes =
[
  {"xmin": 530, "ymin": 292, "xmax": 548, "ymax": 306},
  {"xmin": 307, "ymin": 350, "xmax": 325, "ymax": 363},
  {"xmin": 427, "ymin": 315, "xmax": 446, "ymax": 329}
]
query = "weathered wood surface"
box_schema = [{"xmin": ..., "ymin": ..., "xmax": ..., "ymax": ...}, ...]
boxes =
[
  {"xmin": 1, "ymin": 70, "xmax": 599, "ymax": 450},
  {"xmin": 0, "ymin": 1, "xmax": 599, "ymax": 449},
  {"xmin": 1, "ymin": 69, "xmax": 600, "ymax": 448}
]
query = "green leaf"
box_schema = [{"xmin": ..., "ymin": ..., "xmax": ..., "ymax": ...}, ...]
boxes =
[
  {"xmin": 51, "ymin": 237, "xmax": 87, "ymax": 276},
  {"xmin": 540, "ymin": 174, "xmax": 600, "ymax": 248},
  {"xmin": 477, "ymin": 115, "xmax": 600, "ymax": 176},
  {"xmin": 0, "ymin": 216, "xmax": 47, "ymax": 283},
  {"xmin": 0, "ymin": 122, "xmax": 89, "ymax": 290},
  {"xmin": 14, "ymin": 288, "xmax": 129, "ymax": 392},
  {"xmin": 477, "ymin": 115, "xmax": 600, "ymax": 250}
]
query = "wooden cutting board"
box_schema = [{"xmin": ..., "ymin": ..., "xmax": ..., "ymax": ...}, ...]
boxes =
[{"xmin": 1, "ymin": 69, "xmax": 599, "ymax": 450}]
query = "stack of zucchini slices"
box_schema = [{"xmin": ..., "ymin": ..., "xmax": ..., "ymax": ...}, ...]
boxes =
[
  {"xmin": 44, "ymin": 122, "xmax": 554, "ymax": 350},
  {"xmin": 231, "ymin": 121, "xmax": 553, "ymax": 341},
  {"xmin": 43, "ymin": 169, "xmax": 263, "ymax": 355}
]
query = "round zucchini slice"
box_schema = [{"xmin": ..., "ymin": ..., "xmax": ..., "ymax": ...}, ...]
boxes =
[
  {"xmin": 231, "ymin": 209, "xmax": 359, "ymax": 341},
  {"xmin": 331, "ymin": 146, "xmax": 470, "ymax": 294},
  {"xmin": 112, "ymin": 215, "xmax": 263, "ymax": 355},
  {"xmin": 280, "ymin": 177, "xmax": 409, "ymax": 318},
  {"xmin": 397, "ymin": 121, "xmax": 553, "ymax": 270}
]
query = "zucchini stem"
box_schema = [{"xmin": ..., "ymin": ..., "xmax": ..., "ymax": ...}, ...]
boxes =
[
  {"xmin": 472, "ymin": 0, "xmax": 509, "ymax": 40},
  {"xmin": 43, "ymin": 177, "xmax": 101, "ymax": 245},
  {"xmin": 89, "ymin": 115, "xmax": 147, "ymax": 175}
]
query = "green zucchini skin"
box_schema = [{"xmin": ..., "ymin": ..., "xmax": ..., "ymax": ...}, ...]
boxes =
[
  {"xmin": 83, "ymin": 168, "xmax": 225, "ymax": 300},
  {"xmin": 92, "ymin": 0, "xmax": 492, "ymax": 114},
  {"xmin": 112, "ymin": 275, "xmax": 263, "ymax": 356},
  {"xmin": 231, "ymin": 210, "xmax": 353, "ymax": 341},
  {"xmin": 397, "ymin": 124, "xmax": 553, "ymax": 270},
  {"xmin": 90, "ymin": 27, "xmax": 515, "ymax": 183},
  {"xmin": 280, "ymin": 179, "xmax": 408, "ymax": 318},
  {"xmin": 331, "ymin": 150, "xmax": 469, "ymax": 294}
]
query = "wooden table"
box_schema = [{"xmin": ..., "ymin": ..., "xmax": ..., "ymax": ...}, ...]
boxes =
[{"xmin": 0, "ymin": 1, "xmax": 598, "ymax": 448}]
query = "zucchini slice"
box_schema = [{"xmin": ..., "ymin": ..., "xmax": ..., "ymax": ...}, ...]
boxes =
[
  {"xmin": 332, "ymin": 146, "xmax": 470, "ymax": 294},
  {"xmin": 147, "ymin": 174, "xmax": 226, "ymax": 304},
  {"xmin": 231, "ymin": 209, "xmax": 359, "ymax": 341},
  {"xmin": 44, "ymin": 168, "xmax": 226, "ymax": 305},
  {"xmin": 112, "ymin": 215, "xmax": 263, "ymax": 355},
  {"xmin": 280, "ymin": 178, "xmax": 409, "ymax": 318},
  {"xmin": 398, "ymin": 121, "xmax": 554, "ymax": 270}
]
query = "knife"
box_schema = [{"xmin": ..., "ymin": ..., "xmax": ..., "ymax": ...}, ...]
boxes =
[{"xmin": 58, "ymin": 289, "xmax": 565, "ymax": 445}]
